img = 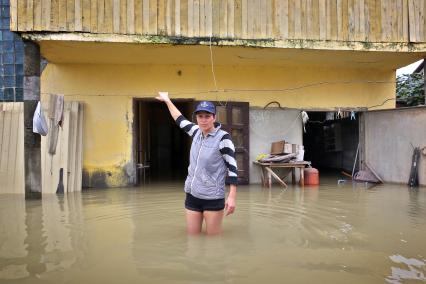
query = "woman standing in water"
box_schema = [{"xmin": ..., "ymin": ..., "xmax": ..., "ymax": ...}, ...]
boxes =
[{"xmin": 156, "ymin": 92, "xmax": 238, "ymax": 235}]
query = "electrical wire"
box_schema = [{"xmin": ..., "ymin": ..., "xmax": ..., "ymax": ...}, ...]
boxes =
[
  {"xmin": 209, "ymin": 35, "xmax": 218, "ymax": 92},
  {"xmin": 263, "ymin": 101, "xmax": 283, "ymax": 109},
  {"xmin": 35, "ymin": 79, "xmax": 401, "ymax": 98},
  {"xmin": 208, "ymin": 36, "xmax": 229, "ymax": 107},
  {"xmin": 4, "ymin": 79, "xmax": 422, "ymax": 109},
  {"xmin": 367, "ymin": 98, "xmax": 396, "ymax": 109}
]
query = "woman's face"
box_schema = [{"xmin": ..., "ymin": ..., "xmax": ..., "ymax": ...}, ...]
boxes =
[{"xmin": 195, "ymin": 112, "xmax": 216, "ymax": 133}]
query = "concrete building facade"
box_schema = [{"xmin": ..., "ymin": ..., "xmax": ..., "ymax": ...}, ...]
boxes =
[{"xmin": 9, "ymin": 0, "xmax": 426, "ymax": 188}]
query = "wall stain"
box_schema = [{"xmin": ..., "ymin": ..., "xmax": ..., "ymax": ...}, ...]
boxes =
[
  {"xmin": 23, "ymin": 32, "xmax": 426, "ymax": 53},
  {"xmin": 82, "ymin": 162, "xmax": 135, "ymax": 188}
]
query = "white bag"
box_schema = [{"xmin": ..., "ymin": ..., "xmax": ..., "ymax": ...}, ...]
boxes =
[{"xmin": 33, "ymin": 101, "xmax": 49, "ymax": 136}]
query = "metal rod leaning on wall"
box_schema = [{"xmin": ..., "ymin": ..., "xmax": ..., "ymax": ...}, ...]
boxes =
[{"xmin": 352, "ymin": 143, "xmax": 360, "ymax": 178}]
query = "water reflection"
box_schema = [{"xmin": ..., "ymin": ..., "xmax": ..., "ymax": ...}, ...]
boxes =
[
  {"xmin": 0, "ymin": 195, "xmax": 28, "ymax": 280},
  {"xmin": 407, "ymin": 188, "xmax": 425, "ymax": 225},
  {"xmin": 0, "ymin": 193, "xmax": 86, "ymax": 281},
  {"xmin": 0, "ymin": 183, "xmax": 425, "ymax": 283},
  {"xmin": 129, "ymin": 187, "xmax": 232, "ymax": 283}
]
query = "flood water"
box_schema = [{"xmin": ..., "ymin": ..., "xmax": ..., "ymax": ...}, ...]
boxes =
[{"xmin": 1, "ymin": 180, "xmax": 426, "ymax": 284}]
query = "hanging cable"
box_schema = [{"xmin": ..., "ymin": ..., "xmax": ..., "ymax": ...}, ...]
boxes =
[
  {"xmin": 209, "ymin": 35, "xmax": 218, "ymax": 92},
  {"xmin": 367, "ymin": 98, "xmax": 396, "ymax": 109},
  {"xmin": 263, "ymin": 101, "xmax": 283, "ymax": 109},
  {"xmin": 208, "ymin": 36, "xmax": 228, "ymax": 107},
  {"xmin": 38, "ymin": 79, "xmax": 400, "ymax": 98}
]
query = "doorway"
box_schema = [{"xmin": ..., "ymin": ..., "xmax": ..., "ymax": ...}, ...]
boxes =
[
  {"xmin": 133, "ymin": 99, "xmax": 250, "ymax": 185},
  {"xmin": 134, "ymin": 99, "xmax": 194, "ymax": 184},
  {"xmin": 303, "ymin": 111, "xmax": 359, "ymax": 176}
]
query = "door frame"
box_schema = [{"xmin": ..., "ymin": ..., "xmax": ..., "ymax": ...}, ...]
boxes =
[
  {"xmin": 213, "ymin": 101, "xmax": 250, "ymax": 185},
  {"xmin": 132, "ymin": 98, "xmax": 194, "ymax": 185}
]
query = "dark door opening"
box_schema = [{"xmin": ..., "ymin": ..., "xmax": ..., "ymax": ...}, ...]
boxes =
[
  {"xmin": 134, "ymin": 99, "xmax": 193, "ymax": 184},
  {"xmin": 303, "ymin": 111, "xmax": 359, "ymax": 175}
]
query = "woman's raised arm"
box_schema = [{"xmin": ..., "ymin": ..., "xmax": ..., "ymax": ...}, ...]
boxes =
[{"xmin": 155, "ymin": 91, "xmax": 182, "ymax": 121}]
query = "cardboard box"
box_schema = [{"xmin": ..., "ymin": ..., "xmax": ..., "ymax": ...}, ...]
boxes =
[
  {"xmin": 282, "ymin": 143, "xmax": 292, "ymax": 154},
  {"xmin": 270, "ymin": 141, "xmax": 285, "ymax": 155},
  {"xmin": 271, "ymin": 141, "xmax": 303, "ymax": 155}
]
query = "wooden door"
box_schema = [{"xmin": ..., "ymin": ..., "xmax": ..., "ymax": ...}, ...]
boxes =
[{"xmin": 215, "ymin": 102, "xmax": 250, "ymax": 185}]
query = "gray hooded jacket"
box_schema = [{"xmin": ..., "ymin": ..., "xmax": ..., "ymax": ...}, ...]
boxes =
[{"xmin": 176, "ymin": 115, "xmax": 238, "ymax": 200}]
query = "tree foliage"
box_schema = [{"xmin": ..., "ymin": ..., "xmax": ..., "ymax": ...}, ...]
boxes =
[{"xmin": 396, "ymin": 73, "xmax": 425, "ymax": 106}]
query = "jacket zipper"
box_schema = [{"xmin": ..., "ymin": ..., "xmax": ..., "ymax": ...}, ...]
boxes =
[{"xmin": 190, "ymin": 135, "xmax": 204, "ymax": 190}]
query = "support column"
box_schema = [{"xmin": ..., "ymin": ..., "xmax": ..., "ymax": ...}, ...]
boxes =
[{"xmin": 23, "ymin": 40, "xmax": 41, "ymax": 199}]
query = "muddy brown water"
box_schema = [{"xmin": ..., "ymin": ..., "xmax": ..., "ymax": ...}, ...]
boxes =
[{"xmin": 0, "ymin": 180, "xmax": 425, "ymax": 284}]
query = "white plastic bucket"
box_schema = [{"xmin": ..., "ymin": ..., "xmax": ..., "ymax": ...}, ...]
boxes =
[{"xmin": 296, "ymin": 146, "xmax": 305, "ymax": 161}]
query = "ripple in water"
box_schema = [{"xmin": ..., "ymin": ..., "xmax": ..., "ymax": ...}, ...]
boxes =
[{"xmin": 0, "ymin": 183, "xmax": 425, "ymax": 283}]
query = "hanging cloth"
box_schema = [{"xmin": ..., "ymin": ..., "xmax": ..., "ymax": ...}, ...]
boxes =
[{"xmin": 301, "ymin": 111, "xmax": 309, "ymax": 133}]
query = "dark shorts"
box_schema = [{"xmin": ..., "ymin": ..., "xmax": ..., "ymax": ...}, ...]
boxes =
[{"xmin": 185, "ymin": 193, "xmax": 225, "ymax": 212}]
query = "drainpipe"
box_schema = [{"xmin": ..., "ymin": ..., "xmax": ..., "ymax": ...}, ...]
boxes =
[
  {"xmin": 424, "ymin": 59, "xmax": 425, "ymax": 105},
  {"xmin": 23, "ymin": 40, "xmax": 42, "ymax": 199}
]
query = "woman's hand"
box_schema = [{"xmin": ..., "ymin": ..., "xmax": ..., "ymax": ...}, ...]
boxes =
[
  {"xmin": 156, "ymin": 91, "xmax": 170, "ymax": 102},
  {"xmin": 225, "ymin": 196, "xmax": 236, "ymax": 216},
  {"xmin": 225, "ymin": 184, "xmax": 237, "ymax": 216}
]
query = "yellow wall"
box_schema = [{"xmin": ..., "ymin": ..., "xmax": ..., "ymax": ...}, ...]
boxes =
[{"xmin": 41, "ymin": 63, "xmax": 395, "ymax": 187}]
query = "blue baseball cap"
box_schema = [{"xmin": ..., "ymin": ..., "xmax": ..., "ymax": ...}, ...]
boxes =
[{"xmin": 194, "ymin": 101, "xmax": 216, "ymax": 115}]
